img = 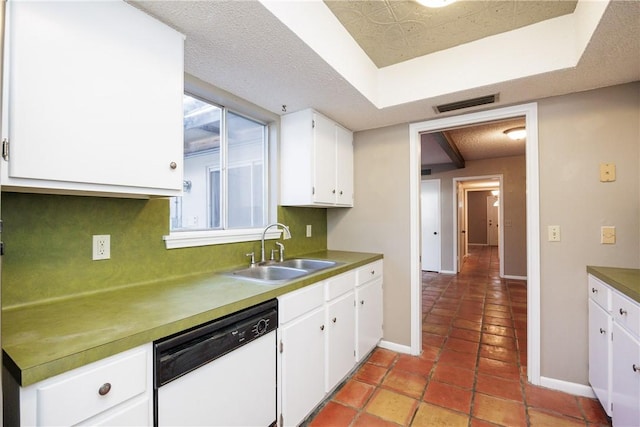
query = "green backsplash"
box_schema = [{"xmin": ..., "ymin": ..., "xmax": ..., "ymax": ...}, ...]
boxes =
[{"xmin": 1, "ymin": 192, "xmax": 327, "ymax": 308}]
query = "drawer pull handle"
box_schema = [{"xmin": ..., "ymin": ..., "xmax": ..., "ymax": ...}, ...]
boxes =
[
  {"xmin": 600, "ymin": 328, "xmax": 606, "ymax": 334},
  {"xmin": 591, "ymin": 287, "xmax": 598, "ymax": 293},
  {"xmin": 371, "ymin": 270, "xmax": 375, "ymax": 275},
  {"xmin": 169, "ymin": 161, "xmax": 177, "ymax": 170},
  {"xmin": 98, "ymin": 383, "xmax": 111, "ymax": 396},
  {"xmin": 633, "ymin": 364, "xmax": 639, "ymax": 373},
  {"xmin": 620, "ymin": 308, "xmax": 628, "ymax": 316},
  {"xmin": 360, "ymin": 300, "xmax": 365, "ymax": 305},
  {"xmin": 320, "ymin": 325, "xmax": 325, "ymax": 331},
  {"xmin": 332, "ymin": 317, "xmax": 337, "ymax": 323}
]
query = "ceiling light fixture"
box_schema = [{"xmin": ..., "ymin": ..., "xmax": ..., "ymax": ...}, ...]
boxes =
[
  {"xmin": 415, "ymin": 0, "xmax": 457, "ymax": 8},
  {"xmin": 504, "ymin": 127, "xmax": 526, "ymax": 140}
]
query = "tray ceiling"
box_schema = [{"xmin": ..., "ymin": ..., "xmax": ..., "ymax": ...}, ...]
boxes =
[{"xmin": 324, "ymin": 0, "xmax": 577, "ymax": 67}]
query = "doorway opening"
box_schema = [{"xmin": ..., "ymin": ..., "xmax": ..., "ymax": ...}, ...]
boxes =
[
  {"xmin": 454, "ymin": 176, "xmax": 503, "ymax": 276},
  {"xmin": 409, "ymin": 103, "xmax": 541, "ymax": 385}
]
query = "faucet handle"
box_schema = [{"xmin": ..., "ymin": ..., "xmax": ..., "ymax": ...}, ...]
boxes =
[
  {"xmin": 275, "ymin": 242, "xmax": 285, "ymax": 262},
  {"xmin": 246, "ymin": 252, "xmax": 256, "ymax": 267}
]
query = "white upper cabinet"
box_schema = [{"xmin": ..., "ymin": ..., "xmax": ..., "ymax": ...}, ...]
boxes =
[
  {"xmin": 280, "ymin": 109, "xmax": 354, "ymax": 207},
  {"xmin": 2, "ymin": 0, "xmax": 184, "ymax": 197}
]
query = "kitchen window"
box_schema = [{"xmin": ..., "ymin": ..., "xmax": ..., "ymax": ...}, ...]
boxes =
[{"xmin": 164, "ymin": 92, "xmax": 271, "ymax": 249}]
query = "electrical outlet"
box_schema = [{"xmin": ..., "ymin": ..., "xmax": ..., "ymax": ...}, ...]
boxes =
[
  {"xmin": 306, "ymin": 225, "xmax": 312, "ymax": 237},
  {"xmin": 93, "ymin": 235, "xmax": 110, "ymax": 260},
  {"xmin": 548, "ymin": 225, "xmax": 561, "ymax": 242}
]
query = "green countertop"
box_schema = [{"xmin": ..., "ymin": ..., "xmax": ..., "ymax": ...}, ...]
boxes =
[
  {"xmin": 587, "ymin": 266, "xmax": 640, "ymax": 303},
  {"xmin": 3, "ymin": 250, "xmax": 382, "ymax": 387}
]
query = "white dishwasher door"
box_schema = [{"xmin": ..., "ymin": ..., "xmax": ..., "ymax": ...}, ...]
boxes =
[{"xmin": 157, "ymin": 330, "xmax": 276, "ymax": 426}]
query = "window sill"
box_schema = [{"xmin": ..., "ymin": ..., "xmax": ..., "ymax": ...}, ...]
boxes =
[{"xmin": 163, "ymin": 228, "xmax": 283, "ymax": 249}]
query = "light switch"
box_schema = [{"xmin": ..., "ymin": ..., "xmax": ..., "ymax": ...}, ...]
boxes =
[
  {"xmin": 600, "ymin": 163, "xmax": 616, "ymax": 182},
  {"xmin": 306, "ymin": 224, "xmax": 312, "ymax": 237},
  {"xmin": 548, "ymin": 225, "xmax": 561, "ymax": 242},
  {"xmin": 601, "ymin": 226, "xmax": 616, "ymax": 244}
]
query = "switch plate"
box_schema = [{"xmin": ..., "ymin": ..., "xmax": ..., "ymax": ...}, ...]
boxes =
[
  {"xmin": 548, "ymin": 225, "xmax": 561, "ymax": 242},
  {"xmin": 600, "ymin": 163, "xmax": 616, "ymax": 182},
  {"xmin": 601, "ymin": 226, "xmax": 616, "ymax": 244},
  {"xmin": 92, "ymin": 235, "xmax": 110, "ymax": 260},
  {"xmin": 306, "ymin": 224, "xmax": 312, "ymax": 237}
]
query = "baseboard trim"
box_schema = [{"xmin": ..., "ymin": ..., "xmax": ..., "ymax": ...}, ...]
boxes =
[
  {"xmin": 502, "ymin": 274, "xmax": 528, "ymax": 280},
  {"xmin": 378, "ymin": 340, "xmax": 414, "ymax": 355},
  {"xmin": 439, "ymin": 270, "xmax": 457, "ymax": 275},
  {"xmin": 539, "ymin": 376, "xmax": 596, "ymax": 398}
]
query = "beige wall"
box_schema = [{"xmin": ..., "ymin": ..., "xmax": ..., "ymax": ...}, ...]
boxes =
[
  {"xmin": 328, "ymin": 82, "xmax": 639, "ymax": 387},
  {"xmin": 327, "ymin": 124, "xmax": 413, "ymax": 347},
  {"xmin": 538, "ymin": 82, "xmax": 640, "ymax": 384},
  {"xmin": 425, "ymin": 156, "xmax": 527, "ymax": 277}
]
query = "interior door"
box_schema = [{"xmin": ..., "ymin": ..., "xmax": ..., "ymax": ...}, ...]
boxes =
[
  {"xmin": 421, "ymin": 180, "xmax": 440, "ymax": 271},
  {"xmin": 486, "ymin": 196, "xmax": 499, "ymax": 246},
  {"xmin": 457, "ymin": 182, "xmax": 466, "ymax": 272}
]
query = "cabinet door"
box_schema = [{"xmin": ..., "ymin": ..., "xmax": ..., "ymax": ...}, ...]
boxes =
[
  {"xmin": 312, "ymin": 113, "xmax": 337, "ymax": 204},
  {"xmin": 279, "ymin": 308, "xmax": 326, "ymax": 427},
  {"xmin": 326, "ymin": 292, "xmax": 356, "ymax": 392},
  {"xmin": 5, "ymin": 1, "xmax": 183, "ymax": 196},
  {"xmin": 335, "ymin": 125, "xmax": 353, "ymax": 206},
  {"xmin": 356, "ymin": 277, "xmax": 383, "ymax": 361},
  {"xmin": 588, "ymin": 299, "xmax": 612, "ymax": 416},
  {"xmin": 612, "ymin": 322, "xmax": 640, "ymax": 427}
]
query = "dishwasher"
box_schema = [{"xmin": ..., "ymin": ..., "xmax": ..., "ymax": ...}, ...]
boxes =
[{"xmin": 153, "ymin": 299, "xmax": 278, "ymax": 426}]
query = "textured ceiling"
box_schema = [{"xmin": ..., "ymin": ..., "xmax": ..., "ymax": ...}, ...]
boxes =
[
  {"xmin": 130, "ymin": 0, "xmax": 639, "ymax": 164},
  {"xmin": 324, "ymin": 0, "xmax": 577, "ymax": 67},
  {"xmin": 421, "ymin": 117, "xmax": 525, "ymax": 168},
  {"xmin": 446, "ymin": 117, "xmax": 526, "ymax": 161}
]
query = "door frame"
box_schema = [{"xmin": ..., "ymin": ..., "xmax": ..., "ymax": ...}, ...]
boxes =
[
  {"xmin": 452, "ymin": 176, "xmax": 503, "ymax": 276},
  {"xmin": 409, "ymin": 103, "xmax": 541, "ymax": 385}
]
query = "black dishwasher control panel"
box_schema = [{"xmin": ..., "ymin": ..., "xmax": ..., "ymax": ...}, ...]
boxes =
[{"xmin": 154, "ymin": 299, "xmax": 278, "ymax": 387}]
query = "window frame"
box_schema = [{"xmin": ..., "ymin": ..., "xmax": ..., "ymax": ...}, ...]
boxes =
[{"xmin": 163, "ymin": 75, "xmax": 279, "ymax": 249}]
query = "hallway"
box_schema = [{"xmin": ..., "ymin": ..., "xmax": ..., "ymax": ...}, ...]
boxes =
[{"xmin": 305, "ymin": 246, "xmax": 611, "ymax": 426}]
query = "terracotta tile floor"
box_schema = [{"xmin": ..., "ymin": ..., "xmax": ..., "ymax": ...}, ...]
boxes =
[{"xmin": 305, "ymin": 246, "xmax": 612, "ymax": 427}]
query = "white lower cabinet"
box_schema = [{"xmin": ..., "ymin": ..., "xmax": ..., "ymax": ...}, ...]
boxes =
[
  {"xmin": 4, "ymin": 344, "xmax": 152, "ymax": 426},
  {"xmin": 588, "ymin": 273, "xmax": 640, "ymax": 426},
  {"xmin": 277, "ymin": 261, "xmax": 383, "ymax": 427},
  {"xmin": 612, "ymin": 322, "xmax": 640, "ymax": 427},
  {"xmin": 325, "ymin": 273, "xmax": 356, "ymax": 393},
  {"xmin": 356, "ymin": 261, "xmax": 384, "ymax": 361},
  {"xmin": 588, "ymin": 298, "xmax": 612, "ymax": 415},
  {"xmin": 277, "ymin": 282, "xmax": 326, "ymax": 427}
]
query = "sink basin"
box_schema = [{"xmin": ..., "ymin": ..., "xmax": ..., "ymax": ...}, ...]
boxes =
[
  {"xmin": 278, "ymin": 259, "xmax": 338, "ymax": 272},
  {"xmin": 228, "ymin": 265, "xmax": 309, "ymax": 284},
  {"xmin": 226, "ymin": 259, "xmax": 340, "ymax": 284}
]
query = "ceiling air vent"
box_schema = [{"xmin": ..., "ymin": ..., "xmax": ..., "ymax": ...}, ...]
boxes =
[{"xmin": 434, "ymin": 94, "xmax": 499, "ymax": 114}]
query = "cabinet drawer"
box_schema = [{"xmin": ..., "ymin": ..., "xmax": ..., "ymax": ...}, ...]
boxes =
[
  {"xmin": 588, "ymin": 275, "xmax": 611, "ymax": 310},
  {"xmin": 278, "ymin": 282, "xmax": 324, "ymax": 324},
  {"xmin": 612, "ymin": 291, "xmax": 640, "ymax": 337},
  {"xmin": 325, "ymin": 271, "xmax": 355, "ymax": 301},
  {"xmin": 36, "ymin": 346, "xmax": 149, "ymax": 426},
  {"xmin": 356, "ymin": 261, "xmax": 383, "ymax": 286}
]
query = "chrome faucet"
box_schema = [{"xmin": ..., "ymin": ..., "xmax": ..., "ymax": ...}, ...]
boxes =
[{"xmin": 260, "ymin": 223, "xmax": 291, "ymax": 263}]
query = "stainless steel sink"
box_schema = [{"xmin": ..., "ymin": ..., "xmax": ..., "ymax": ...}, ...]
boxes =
[
  {"xmin": 227, "ymin": 265, "xmax": 309, "ymax": 284},
  {"xmin": 226, "ymin": 259, "xmax": 340, "ymax": 284},
  {"xmin": 278, "ymin": 259, "xmax": 338, "ymax": 272}
]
